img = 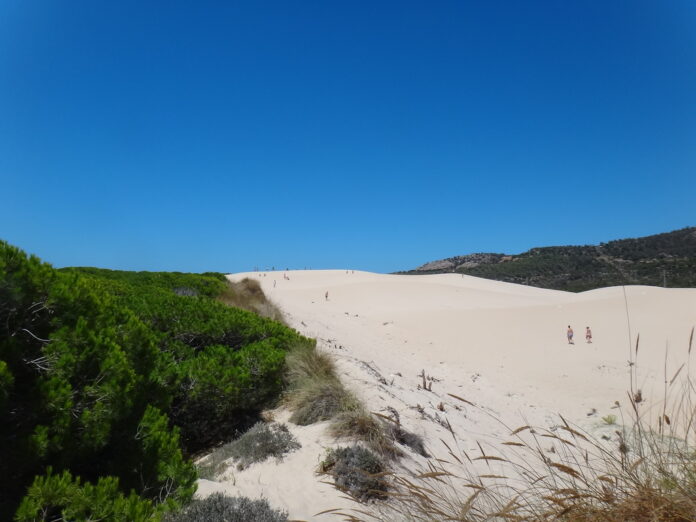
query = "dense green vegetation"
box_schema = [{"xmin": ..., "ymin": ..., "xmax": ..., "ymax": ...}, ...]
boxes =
[
  {"xmin": 405, "ymin": 227, "xmax": 696, "ymax": 291},
  {"xmin": 0, "ymin": 241, "xmax": 310, "ymax": 520}
]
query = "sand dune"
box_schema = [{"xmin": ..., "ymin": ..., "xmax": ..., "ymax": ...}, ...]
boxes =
[{"xmin": 204, "ymin": 270, "xmax": 696, "ymax": 520}]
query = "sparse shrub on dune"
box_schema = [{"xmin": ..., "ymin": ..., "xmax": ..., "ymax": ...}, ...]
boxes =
[
  {"xmin": 163, "ymin": 493, "xmax": 288, "ymax": 522},
  {"xmin": 197, "ymin": 422, "xmax": 300, "ymax": 477},
  {"xmin": 320, "ymin": 446, "xmax": 389, "ymax": 502}
]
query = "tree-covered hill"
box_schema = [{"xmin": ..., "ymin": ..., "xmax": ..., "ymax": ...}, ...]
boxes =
[
  {"xmin": 402, "ymin": 227, "xmax": 696, "ymax": 292},
  {"xmin": 0, "ymin": 242, "xmax": 310, "ymax": 520}
]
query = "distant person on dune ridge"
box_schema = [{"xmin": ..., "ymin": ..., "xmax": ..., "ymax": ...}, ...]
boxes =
[
  {"xmin": 586, "ymin": 326, "xmax": 593, "ymax": 344},
  {"xmin": 567, "ymin": 325, "xmax": 574, "ymax": 345}
]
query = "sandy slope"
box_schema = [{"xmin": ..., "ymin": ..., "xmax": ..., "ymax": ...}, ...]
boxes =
[{"xmin": 199, "ymin": 270, "xmax": 696, "ymax": 520}]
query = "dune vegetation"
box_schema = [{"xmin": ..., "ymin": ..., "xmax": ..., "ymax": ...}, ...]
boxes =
[
  {"xmin": 5, "ymin": 239, "xmax": 696, "ymax": 521},
  {"xmin": 0, "ymin": 240, "xmax": 312, "ymax": 520}
]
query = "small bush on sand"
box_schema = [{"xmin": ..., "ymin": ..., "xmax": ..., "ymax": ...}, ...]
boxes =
[
  {"xmin": 164, "ymin": 493, "xmax": 288, "ymax": 522},
  {"xmin": 197, "ymin": 422, "xmax": 300, "ymax": 476},
  {"xmin": 320, "ymin": 446, "xmax": 389, "ymax": 502}
]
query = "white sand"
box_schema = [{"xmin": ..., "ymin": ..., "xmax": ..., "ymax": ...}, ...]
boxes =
[{"xmin": 200, "ymin": 270, "xmax": 696, "ymax": 520}]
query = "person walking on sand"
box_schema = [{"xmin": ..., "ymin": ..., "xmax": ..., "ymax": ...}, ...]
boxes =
[
  {"xmin": 325, "ymin": 291, "xmax": 329, "ymax": 301},
  {"xmin": 585, "ymin": 326, "xmax": 593, "ymax": 344},
  {"xmin": 567, "ymin": 325, "xmax": 574, "ymax": 345}
]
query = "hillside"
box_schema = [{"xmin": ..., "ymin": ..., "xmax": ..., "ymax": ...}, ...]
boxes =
[{"xmin": 402, "ymin": 227, "xmax": 696, "ymax": 291}]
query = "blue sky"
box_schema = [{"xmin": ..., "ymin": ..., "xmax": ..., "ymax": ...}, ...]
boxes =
[{"xmin": 1, "ymin": 1, "xmax": 694, "ymax": 273}]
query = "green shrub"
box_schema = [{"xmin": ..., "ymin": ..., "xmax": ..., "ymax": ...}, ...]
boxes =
[
  {"xmin": 130, "ymin": 406, "xmax": 197, "ymax": 505},
  {"xmin": 164, "ymin": 493, "xmax": 288, "ymax": 522},
  {"xmin": 14, "ymin": 468, "xmax": 159, "ymax": 522},
  {"xmin": 59, "ymin": 267, "xmax": 227, "ymax": 298},
  {"xmin": 321, "ymin": 446, "xmax": 388, "ymax": 501},
  {"xmin": 0, "ymin": 241, "xmax": 310, "ymax": 518},
  {"xmin": 172, "ymin": 340, "xmax": 288, "ymax": 452}
]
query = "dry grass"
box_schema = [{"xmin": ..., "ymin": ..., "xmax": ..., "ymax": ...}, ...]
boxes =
[
  {"xmin": 284, "ymin": 340, "xmax": 337, "ymax": 386},
  {"xmin": 330, "ymin": 408, "xmax": 402, "ymax": 460},
  {"xmin": 287, "ymin": 378, "xmax": 359, "ymax": 425},
  {"xmin": 284, "ymin": 341, "xmax": 359, "ymax": 425},
  {"xmin": 331, "ymin": 328, "xmax": 696, "ymax": 521},
  {"xmin": 218, "ymin": 277, "xmax": 285, "ymax": 323},
  {"xmin": 284, "ymin": 342, "xmax": 424, "ymax": 461}
]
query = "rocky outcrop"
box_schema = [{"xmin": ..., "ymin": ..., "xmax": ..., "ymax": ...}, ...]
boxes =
[{"xmin": 415, "ymin": 253, "xmax": 506, "ymax": 272}]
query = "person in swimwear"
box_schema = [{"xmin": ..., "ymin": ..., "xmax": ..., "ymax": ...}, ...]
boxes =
[
  {"xmin": 567, "ymin": 325, "xmax": 574, "ymax": 345},
  {"xmin": 585, "ymin": 326, "xmax": 592, "ymax": 343}
]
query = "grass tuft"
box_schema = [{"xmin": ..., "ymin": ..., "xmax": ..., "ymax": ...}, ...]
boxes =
[
  {"xmin": 219, "ymin": 278, "xmax": 285, "ymax": 323},
  {"xmin": 288, "ymin": 379, "xmax": 359, "ymax": 426},
  {"xmin": 284, "ymin": 342, "xmax": 359, "ymax": 425},
  {"xmin": 330, "ymin": 409, "xmax": 402, "ymax": 459}
]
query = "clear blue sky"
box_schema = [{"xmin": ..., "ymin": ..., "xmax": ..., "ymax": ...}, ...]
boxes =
[{"xmin": 1, "ymin": 1, "xmax": 694, "ymax": 273}]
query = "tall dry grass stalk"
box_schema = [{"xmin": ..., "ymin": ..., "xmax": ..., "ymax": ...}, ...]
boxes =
[{"xmin": 330, "ymin": 327, "xmax": 696, "ymax": 521}]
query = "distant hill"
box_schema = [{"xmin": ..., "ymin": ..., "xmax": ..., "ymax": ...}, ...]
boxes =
[{"xmin": 401, "ymin": 227, "xmax": 696, "ymax": 292}]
